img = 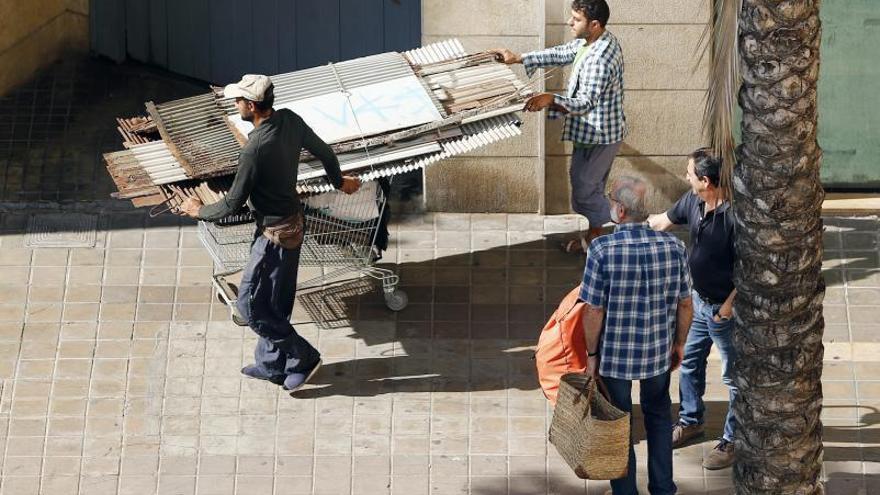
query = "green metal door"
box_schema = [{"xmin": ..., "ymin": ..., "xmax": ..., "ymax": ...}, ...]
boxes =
[{"xmin": 819, "ymin": 1, "xmax": 880, "ymax": 189}]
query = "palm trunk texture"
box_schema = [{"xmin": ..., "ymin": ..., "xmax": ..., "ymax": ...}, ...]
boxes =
[{"xmin": 733, "ymin": 1, "xmax": 825, "ymax": 493}]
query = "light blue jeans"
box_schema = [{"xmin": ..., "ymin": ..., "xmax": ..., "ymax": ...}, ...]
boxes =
[{"xmin": 677, "ymin": 291, "xmax": 738, "ymax": 441}]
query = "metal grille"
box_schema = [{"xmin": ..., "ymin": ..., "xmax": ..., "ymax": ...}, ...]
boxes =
[
  {"xmin": 197, "ymin": 221, "xmax": 253, "ymax": 272},
  {"xmin": 299, "ymin": 183, "xmax": 384, "ymax": 267},
  {"xmin": 26, "ymin": 213, "xmax": 99, "ymax": 248}
]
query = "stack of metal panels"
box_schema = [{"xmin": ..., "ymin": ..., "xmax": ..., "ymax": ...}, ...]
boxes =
[{"xmin": 102, "ymin": 39, "xmax": 533, "ymax": 212}]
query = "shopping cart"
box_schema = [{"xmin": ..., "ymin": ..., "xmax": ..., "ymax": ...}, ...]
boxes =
[{"xmin": 199, "ymin": 181, "xmax": 408, "ymax": 318}]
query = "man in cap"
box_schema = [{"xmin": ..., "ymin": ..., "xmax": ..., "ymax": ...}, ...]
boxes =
[{"xmin": 180, "ymin": 74, "xmax": 360, "ymax": 391}]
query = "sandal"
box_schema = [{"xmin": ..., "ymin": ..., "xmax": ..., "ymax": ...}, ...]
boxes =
[{"xmin": 560, "ymin": 236, "xmax": 589, "ymax": 255}]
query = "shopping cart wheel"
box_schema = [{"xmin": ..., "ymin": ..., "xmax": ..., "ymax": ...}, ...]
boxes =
[
  {"xmin": 384, "ymin": 289, "xmax": 408, "ymax": 312},
  {"xmin": 216, "ymin": 283, "xmax": 238, "ymax": 305},
  {"xmin": 230, "ymin": 307, "xmax": 249, "ymax": 327}
]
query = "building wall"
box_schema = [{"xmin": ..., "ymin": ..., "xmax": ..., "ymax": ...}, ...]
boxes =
[
  {"xmin": 423, "ymin": 0, "xmax": 710, "ymax": 213},
  {"xmin": 0, "ymin": 1, "xmax": 89, "ymax": 96}
]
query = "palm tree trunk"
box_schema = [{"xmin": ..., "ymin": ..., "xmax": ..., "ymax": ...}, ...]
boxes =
[{"xmin": 733, "ymin": 0, "xmax": 825, "ymax": 493}]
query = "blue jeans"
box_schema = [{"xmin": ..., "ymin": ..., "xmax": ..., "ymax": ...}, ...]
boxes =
[
  {"xmin": 236, "ymin": 232, "xmax": 319, "ymax": 377},
  {"xmin": 677, "ymin": 291, "xmax": 737, "ymax": 441},
  {"xmin": 603, "ymin": 372, "xmax": 676, "ymax": 495}
]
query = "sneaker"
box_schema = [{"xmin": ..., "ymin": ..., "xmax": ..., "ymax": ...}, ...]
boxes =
[
  {"xmin": 283, "ymin": 358, "xmax": 323, "ymax": 392},
  {"xmin": 703, "ymin": 438, "xmax": 735, "ymax": 470},
  {"xmin": 240, "ymin": 365, "xmax": 285, "ymax": 386},
  {"xmin": 672, "ymin": 422, "xmax": 705, "ymax": 448}
]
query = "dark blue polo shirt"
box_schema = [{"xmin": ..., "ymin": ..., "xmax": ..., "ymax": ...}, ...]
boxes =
[{"xmin": 667, "ymin": 192, "xmax": 736, "ymax": 304}]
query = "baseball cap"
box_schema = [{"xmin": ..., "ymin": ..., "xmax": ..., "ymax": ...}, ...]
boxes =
[{"xmin": 222, "ymin": 74, "xmax": 273, "ymax": 101}]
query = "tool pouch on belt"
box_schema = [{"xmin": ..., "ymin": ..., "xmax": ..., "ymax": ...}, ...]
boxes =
[{"xmin": 262, "ymin": 211, "xmax": 304, "ymax": 249}]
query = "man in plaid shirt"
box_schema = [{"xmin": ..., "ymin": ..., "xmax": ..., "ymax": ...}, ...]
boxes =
[
  {"xmin": 494, "ymin": 0, "xmax": 626, "ymax": 252},
  {"xmin": 580, "ymin": 176, "xmax": 693, "ymax": 495}
]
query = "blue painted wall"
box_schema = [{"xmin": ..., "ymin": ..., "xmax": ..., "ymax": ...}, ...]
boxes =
[{"xmin": 90, "ymin": 0, "xmax": 422, "ymax": 84}]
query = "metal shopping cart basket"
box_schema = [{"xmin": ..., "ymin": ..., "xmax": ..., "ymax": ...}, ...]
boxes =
[{"xmin": 200, "ymin": 180, "xmax": 408, "ymax": 317}]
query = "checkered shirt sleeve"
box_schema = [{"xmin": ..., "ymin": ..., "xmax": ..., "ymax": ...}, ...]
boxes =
[
  {"xmin": 522, "ymin": 39, "xmax": 584, "ymax": 77},
  {"xmin": 579, "ymin": 242, "xmax": 606, "ymax": 308}
]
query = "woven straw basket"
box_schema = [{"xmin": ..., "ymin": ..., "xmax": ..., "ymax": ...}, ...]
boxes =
[{"xmin": 549, "ymin": 373, "xmax": 630, "ymax": 480}]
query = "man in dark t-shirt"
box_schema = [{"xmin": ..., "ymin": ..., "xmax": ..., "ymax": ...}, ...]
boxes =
[
  {"xmin": 648, "ymin": 148, "xmax": 737, "ymax": 470},
  {"xmin": 180, "ymin": 74, "xmax": 360, "ymax": 392}
]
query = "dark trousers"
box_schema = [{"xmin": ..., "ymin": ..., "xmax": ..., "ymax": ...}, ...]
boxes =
[
  {"xmin": 602, "ymin": 371, "xmax": 676, "ymax": 495},
  {"xmin": 236, "ymin": 233, "xmax": 319, "ymax": 377},
  {"xmin": 569, "ymin": 141, "xmax": 622, "ymax": 228}
]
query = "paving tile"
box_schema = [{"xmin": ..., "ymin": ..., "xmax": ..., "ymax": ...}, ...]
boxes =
[
  {"xmin": 158, "ymin": 475, "xmax": 196, "ymax": 495},
  {"xmin": 65, "ymin": 285, "xmax": 102, "ymax": 304},
  {"xmin": 40, "ymin": 475, "xmax": 80, "ymax": 495},
  {"xmin": 118, "ymin": 476, "xmax": 158, "ymax": 495},
  {"xmin": 0, "ymin": 248, "xmax": 34, "ymax": 266},
  {"xmin": 0, "ymin": 266, "xmax": 31, "ymax": 285},
  {"xmin": 29, "ymin": 286, "xmax": 65, "ymax": 303},
  {"xmin": 68, "ymin": 266, "xmax": 104, "ymax": 285},
  {"xmin": 0, "ymin": 476, "xmax": 40, "ymax": 495},
  {"xmin": 141, "ymin": 268, "xmax": 178, "ymax": 285},
  {"xmin": 70, "ymin": 249, "xmax": 106, "ymax": 266}
]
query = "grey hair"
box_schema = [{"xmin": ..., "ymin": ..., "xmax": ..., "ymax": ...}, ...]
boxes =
[{"xmin": 610, "ymin": 176, "xmax": 649, "ymax": 222}]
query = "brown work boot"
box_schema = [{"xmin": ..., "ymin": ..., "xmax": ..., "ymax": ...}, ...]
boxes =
[
  {"xmin": 672, "ymin": 422, "xmax": 704, "ymax": 448},
  {"xmin": 703, "ymin": 439, "xmax": 735, "ymax": 470}
]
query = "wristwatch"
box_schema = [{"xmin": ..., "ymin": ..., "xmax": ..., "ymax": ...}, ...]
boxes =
[
  {"xmin": 715, "ymin": 313, "xmax": 731, "ymax": 322},
  {"xmin": 588, "ymin": 350, "xmax": 599, "ymax": 357}
]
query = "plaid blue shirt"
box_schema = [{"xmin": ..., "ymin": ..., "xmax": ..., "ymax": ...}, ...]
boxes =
[
  {"xmin": 523, "ymin": 31, "xmax": 627, "ymax": 145},
  {"xmin": 580, "ymin": 223, "xmax": 692, "ymax": 380}
]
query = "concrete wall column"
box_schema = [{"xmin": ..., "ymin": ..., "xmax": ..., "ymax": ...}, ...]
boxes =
[{"xmin": 421, "ymin": 0, "xmax": 547, "ymax": 213}]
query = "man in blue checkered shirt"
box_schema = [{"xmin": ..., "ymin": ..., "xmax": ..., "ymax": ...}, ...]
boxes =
[
  {"xmin": 493, "ymin": 0, "xmax": 626, "ymax": 252},
  {"xmin": 579, "ymin": 177, "xmax": 693, "ymax": 495}
]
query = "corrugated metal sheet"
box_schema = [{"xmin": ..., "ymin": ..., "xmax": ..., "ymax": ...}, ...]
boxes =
[
  {"xmin": 147, "ymin": 95, "xmax": 241, "ymax": 178},
  {"xmin": 213, "ymin": 52, "xmax": 443, "ymax": 117},
  {"xmin": 403, "ymin": 39, "xmax": 467, "ymax": 65},
  {"xmin": 297, "ymin": 114, "xmax": 523, "ymax": 194},
  {"xmin": 128, "ymin": 141, "xmax": 189, "ymax": 185},
  {"xmin": 271, "ymin": 53, "xmax": 414, "ymax": 103}
]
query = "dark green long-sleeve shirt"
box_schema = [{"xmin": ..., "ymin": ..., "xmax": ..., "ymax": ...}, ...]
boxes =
[{"xmin": 198, "ymin": 109, "xmax": 343, "ymax": 226}]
